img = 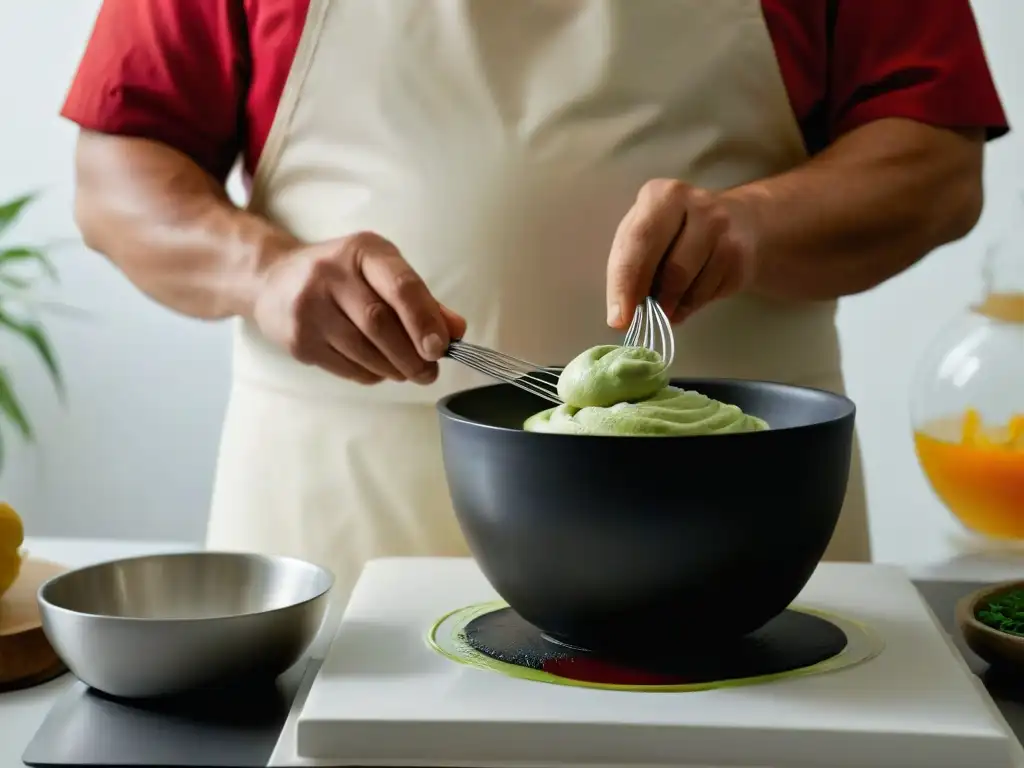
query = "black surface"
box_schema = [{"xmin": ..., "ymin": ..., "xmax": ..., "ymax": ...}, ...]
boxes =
[
  {"xmin": 437, "ymin": 378, "xmax": 856, "ymax": 652},
  {"xmin": 464, "ymin": 605, "xmax": 848, "ymax": 686},
  {"xmin": 21, "ymin": 579, "xmax": 1024, "ymax": 767},
  {"xmin": 21, "ymin": 656, "xmax": 313, "ymax": 768}
]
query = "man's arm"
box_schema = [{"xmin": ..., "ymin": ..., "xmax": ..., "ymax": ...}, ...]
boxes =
[
  {"xmin": 606, "ymin": 0, "xmax": 1007, "ymax": 326},
  {"xmin": 606, "ymin": 119, "xmax": 989, "ymax": 326},
  {"xmin": 65, "ymin": 0, "xmax": 460, "ymax": 384},
  {"xmin": 73, "ymin": 131, "xmax": 461, "ymax": 383},
  {"xmin": 732, "ymin": 118, "xmax": 985, "ymax": 302},
  {"xmin": 74, "ymin": 131, "xmax": 297, "ymax": 321},
  {"xmin": 62, "ymin": 0, "xmax": 281, "ymax": 320}
]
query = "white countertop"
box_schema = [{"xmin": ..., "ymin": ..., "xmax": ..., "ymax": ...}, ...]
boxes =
[{"xmin": 3, "ymin": 534, "xmax": 1024, "ymax": 768}]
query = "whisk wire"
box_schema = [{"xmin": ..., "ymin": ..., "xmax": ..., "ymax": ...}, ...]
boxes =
[
  {"xmin": 623, "ymin": 296, "xmax": 675, "ymax": 369},
  {"xmin": 445, "ymin": 340, "xmax": 562, "ymax": 405},
  {"xmin": 445, "ymin": 296, "xmax": 673, "ymax": 403}
]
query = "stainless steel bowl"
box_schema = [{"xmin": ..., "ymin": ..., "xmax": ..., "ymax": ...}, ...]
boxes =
[{"xmin": 37, "ymin": 551, "xmax": 334, "ymax": 699}]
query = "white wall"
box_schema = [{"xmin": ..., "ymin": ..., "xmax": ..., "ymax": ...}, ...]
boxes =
[
  {"xmin": 0, "ymin": 0, "xmax": 1021, "ymax": 563},
  {"xmin": 0, "ymin": 0, "xmax": 233, "ymax": 542},
  {"xmin": 836, "ymin": 2, "xmax": 1024, "ymax": 564}
]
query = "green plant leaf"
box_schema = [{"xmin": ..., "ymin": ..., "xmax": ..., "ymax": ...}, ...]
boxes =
[
  {"xmin": 0, "ymin": 288, "xmax": 88, "ymax": 319},
  {"xmin": 0, "ymin": 246, "xmax": 57, "ymax": 281},
  {"xmin": 0, "ymin": 274, "xmax": 30, "ymax": 290},
  {"xmin": 0, "ymin": 192, "xmax": 63, "ymax": 478},
  {"xmin": 0, "ymin": 308, "xmax": 64, "ymax": 398},
  {"xmin": 0, "ymin": 194, "xmax": 36, "ymax": 240},
  {"xmin": 0, "ymin": 367, "xmax": 32, "ymax": 441},
  {"xmin": 31, "ymin": 300, "xmax": 92, "ymax": 321}
]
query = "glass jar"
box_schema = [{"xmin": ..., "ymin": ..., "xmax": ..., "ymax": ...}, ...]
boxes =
[{"xmin": 910, "ymin": 197, "xmax": 1024, "ymax": 540}]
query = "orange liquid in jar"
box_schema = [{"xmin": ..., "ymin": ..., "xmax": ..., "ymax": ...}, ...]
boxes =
[{"xmin": 914, "ymin": 409, "xmax": 1024, "ymax": 538}]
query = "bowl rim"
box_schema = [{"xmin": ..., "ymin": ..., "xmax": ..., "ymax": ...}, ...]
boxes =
[
  {"xmin": 436, "ymin": 376, "xmax": 857, "ymax": 436},
  {"xmin": 37, "ymin": 550, "xmax": 335, "ymax": 624},
  {"xmin": 955, "ymin": 579, "xmax": 1024, "ymax": 645}
]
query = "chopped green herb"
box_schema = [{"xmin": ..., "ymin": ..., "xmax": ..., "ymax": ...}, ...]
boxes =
[{"xmin": 977, "ymin": 589, "xmax": 1024, "ymax": 636}]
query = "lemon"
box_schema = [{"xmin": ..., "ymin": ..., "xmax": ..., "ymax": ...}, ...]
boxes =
[{"xmin": 0, "ymin": 502, "xmax": 25, "ymax": 599}]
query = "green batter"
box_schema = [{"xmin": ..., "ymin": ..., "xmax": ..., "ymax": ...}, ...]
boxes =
[{"xmin": 523, "ymin": 345, "xmax": 769, "ymax": 436}]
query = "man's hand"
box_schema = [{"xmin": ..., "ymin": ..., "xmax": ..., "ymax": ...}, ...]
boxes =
[
  {"xmin": 605, "ymin": 179, "xmax": 759, "ymax": 330},
  {"xmin": 253, "ymin": 232, "xmax": 466, "ymax": 385}
]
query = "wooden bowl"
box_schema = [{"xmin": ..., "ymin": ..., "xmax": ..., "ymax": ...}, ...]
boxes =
[{"xmin": 956, "ymin": 580, "xmax": 1024, "ymax": 672}]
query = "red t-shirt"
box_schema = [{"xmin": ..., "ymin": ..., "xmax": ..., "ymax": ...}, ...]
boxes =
[{"xmin": 61, "ymin": 0, "xmax": 1010, "ymax": 185}]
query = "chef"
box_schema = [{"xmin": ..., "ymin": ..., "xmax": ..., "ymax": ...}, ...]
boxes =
[{"xmin": 63, "ymin": 0, "xmax": 1008, "ymax": 603}]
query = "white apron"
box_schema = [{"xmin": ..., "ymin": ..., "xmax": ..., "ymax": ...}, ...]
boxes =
[{"xmin": 206, "ymin": 0, "xmax": 872, "ymax": 606}]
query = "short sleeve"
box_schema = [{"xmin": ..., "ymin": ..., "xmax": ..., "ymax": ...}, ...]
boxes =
[
  {"xmin": 60, "ymin": 0, "xmax": 250, "ymax": 182},
  {"xmin": 830, "ymin": 0, "xmax": 1009, "ymax": 142}
]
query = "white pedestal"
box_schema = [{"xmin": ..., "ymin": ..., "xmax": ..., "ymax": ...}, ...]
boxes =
[{"xmin": 291, "ymin": 558, "xmax": 1023, "ymax": 768}]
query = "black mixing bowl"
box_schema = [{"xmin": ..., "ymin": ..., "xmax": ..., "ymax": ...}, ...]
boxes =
[{"xmin": 436, "ymin": 378, "xmax": 856, "ymax": 655}]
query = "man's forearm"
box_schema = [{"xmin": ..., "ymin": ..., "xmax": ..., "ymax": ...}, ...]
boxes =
[
  {"xmin": 729, "ymin": 118, "xmax": 986, "ymax": 302},
  {"xmin": 73, "ymin": 132, "xmax": 299, "ymax": 320}
]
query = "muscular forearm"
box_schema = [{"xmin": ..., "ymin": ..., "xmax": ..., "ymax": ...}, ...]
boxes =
[
  {"xmin": 730, "ymin": 119, "xmax": 986, "ymax": 301},
  {"xmin": 73, "ymin": 132, "xmax": 298, "ymax": 320}
]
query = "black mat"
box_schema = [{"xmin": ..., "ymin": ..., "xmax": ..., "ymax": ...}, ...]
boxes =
[
  {"xmin": 463, "ymin": 606, "xmax": 849, "ymax": 686},
  {"xmin": 20, "ymin": 657, "xmax": 313, "ymax": 768}
]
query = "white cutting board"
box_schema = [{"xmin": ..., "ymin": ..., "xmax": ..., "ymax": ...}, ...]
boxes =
[{"xmin": 278, "ymin": 558, "xmax": 1023, "ymax": 768}]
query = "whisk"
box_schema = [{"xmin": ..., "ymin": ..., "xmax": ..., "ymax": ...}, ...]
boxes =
[
  {"xmin": 444, "ymin": 340, "xmax": 563, "ymax": 404},
  {"xmin": 444, "ymin": 298, "xmax": 674, "ymax": 404},
  {"xmin": 624, "ymin": 296, "xmax": 675, "ymax": 369}
]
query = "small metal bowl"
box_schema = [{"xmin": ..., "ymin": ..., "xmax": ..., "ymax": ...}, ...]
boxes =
[
  {"xmin": 37, "ymin": 551, "xmax": 334, "ymax": 699},
  {"xmin": 956, "ymin": 580, "xmax": 1024, "ymax": 673}
]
